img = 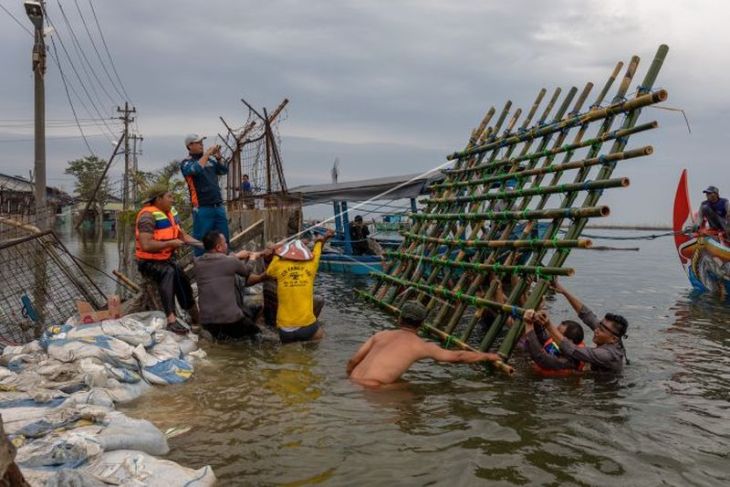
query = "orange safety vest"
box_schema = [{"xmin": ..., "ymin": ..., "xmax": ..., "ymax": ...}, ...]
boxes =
[
  {"xmin": 532, "ymin": 339, "xmax": 586, "ymax": 377},
  {"xmin": 135, "ymin": 205, "xmax": 181, "ymax": 261}
]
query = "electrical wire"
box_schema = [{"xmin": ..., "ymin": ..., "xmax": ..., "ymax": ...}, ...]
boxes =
[
  {"xmin": 0, "ymin": 2, "xmax": 33, "ymax": 36},
  {"xmin": 48, "ymin": 34, "xmax": 98, "ymax": 155},
  {"xmin": 72, "ymin": 0, "xmax": 125, "ymax": 101},
  {"xmin": 56, "ymin": 0, "xmax": 118, "ymax": 108},
  {"xmin": 42, "ymin": 4, "xmax": 118, "ymax": 142},
  {"xmin": 87, "ymin": 0, "xmax": 132, "ymax": 104}
]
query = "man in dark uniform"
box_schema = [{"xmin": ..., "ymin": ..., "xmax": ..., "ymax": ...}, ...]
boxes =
[
  {"xmin": 349, "ymin": 215, "xmax": 373, "ymax": 255},
  {"xmin": 181, "ymin": 134, "xmax": 229, "ymax": 256}
]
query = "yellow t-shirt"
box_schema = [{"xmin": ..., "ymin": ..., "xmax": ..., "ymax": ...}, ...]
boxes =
[{"xmin": 266, "ymin": 241, "xmax": 322, "ymax": 328}]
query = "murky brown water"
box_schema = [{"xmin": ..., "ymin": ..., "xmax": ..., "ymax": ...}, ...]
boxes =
[{"xmin": 63, "ymin": 228, "xmax": 730, "ymax": 486}]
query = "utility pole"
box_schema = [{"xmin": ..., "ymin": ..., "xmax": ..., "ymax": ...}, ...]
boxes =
[
  {"xmin": 116, "ymin": 103, "xmax": 136, "ymax": 211},
  {"xmin": 116, "ymin": 102, "xmax": 135, "ymax": 279},
  {"xmin": 129, "ymin": 133, "xmax": 143, "ymax": 204},
  {"xmin": 25, "ymin": 1, "xmax": 46, "ymax": 229}
]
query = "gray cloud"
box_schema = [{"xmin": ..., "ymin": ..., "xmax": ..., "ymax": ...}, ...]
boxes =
[{"xmin": 1, "ymin": 0, "xmax": 728, "ymax": 224}]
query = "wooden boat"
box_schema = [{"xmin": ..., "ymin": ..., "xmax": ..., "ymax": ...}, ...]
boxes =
[{"xmin": 673, "ymin": 169, "xmax": 730, "ymax": 297}]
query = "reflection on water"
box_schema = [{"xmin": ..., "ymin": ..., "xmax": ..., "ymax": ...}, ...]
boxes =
[{"xmin": 104, "ymin": 231, "xmax": 729, "ymax": 485}]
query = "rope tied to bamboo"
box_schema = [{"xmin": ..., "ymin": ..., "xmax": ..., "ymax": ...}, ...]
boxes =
[
  {"xmin": 510, "ymin": 306, "xmax": 520, "ymax": 318},
  {"xmin": 535, "ymin": 266, "xmax": 546, "ymax": 280},
  {"xmin": 444, "ymin": 334, "xmax": 454, "ymax": 349},
  {"xmin": 598, "ymin": 155, "xmax": 610, "ymax": 165}
]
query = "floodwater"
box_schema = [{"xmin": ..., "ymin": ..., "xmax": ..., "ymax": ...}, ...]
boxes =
[{"xmin": 70, "ymin": 229, "xmax": 729, "ymax": 486}]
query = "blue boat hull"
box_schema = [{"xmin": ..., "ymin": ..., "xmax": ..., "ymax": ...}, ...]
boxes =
[{"xmin": 318, "ymin": 254, "xmax": 382, "ymax": 275}]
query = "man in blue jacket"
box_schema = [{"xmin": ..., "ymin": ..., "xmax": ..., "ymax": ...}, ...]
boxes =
[{"xmin": 181, "ymin": 134, "xmax": 229, "ymax": 256}]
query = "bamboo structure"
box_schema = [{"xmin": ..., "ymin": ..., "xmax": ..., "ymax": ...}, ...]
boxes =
[{"xmin": 360, "ymin": 45, "xmax": 669, "ymax": 371}]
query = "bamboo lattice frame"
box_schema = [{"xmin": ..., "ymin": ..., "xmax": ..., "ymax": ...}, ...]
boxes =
[{"xmin": 359, "ymin": 45, "xmax": 669, "ymax": 370}]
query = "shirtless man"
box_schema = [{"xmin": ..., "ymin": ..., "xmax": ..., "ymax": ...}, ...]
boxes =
[{"xmin": 347, "ymin": 301, "xmax": 501, "ymax": 387}]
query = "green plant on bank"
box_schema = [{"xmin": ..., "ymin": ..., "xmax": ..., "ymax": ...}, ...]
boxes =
[
  {"xmin": 131, "ymin": 160, "xmax": 192, "ymax": 227},
  {"xmin": 65, "ymin": 155, "xmax": 110, "ymax": 225}
]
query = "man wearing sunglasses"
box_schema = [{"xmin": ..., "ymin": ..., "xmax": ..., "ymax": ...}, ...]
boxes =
[{"xmin": 538, "ymin": 279, "xmax": 629, "ymax": 373}]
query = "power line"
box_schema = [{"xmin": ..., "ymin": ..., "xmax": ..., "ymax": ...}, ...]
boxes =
[
  {"xmin": 72, "ymin": 0, "xmax": 125, "ymax": 101},
  {"xmin": 0, "ymin": 3, "xmax": 33, "ymax": 36},
  {"xmin": 42, "ymin": 5, "xmax": 118, "ymax": 141},
  {"xmin": 56, "ymin": 0, "xmax": 118, "ymax": 108},
  {"xmin": 48, "ymin": 33, "xmax": 97, "ymax": 155},
  {"xmin": 87, "ymin": 0, "xmax": 132, "ymax": 103}
]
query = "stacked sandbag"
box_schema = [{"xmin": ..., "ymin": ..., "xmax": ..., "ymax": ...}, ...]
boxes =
[{"xmin": 0, "ymin": 311, "xmax": 214, "ymax": 485}]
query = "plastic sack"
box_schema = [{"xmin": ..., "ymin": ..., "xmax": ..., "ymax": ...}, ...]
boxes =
[{"xmin": 85, "ymin": 450, "xmax": 216, "ymax": 487}]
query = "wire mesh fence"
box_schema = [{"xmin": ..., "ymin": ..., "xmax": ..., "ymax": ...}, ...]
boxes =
[{"xmin": 0, "ymin": 231, "xmax": 108, "ymax": 345}]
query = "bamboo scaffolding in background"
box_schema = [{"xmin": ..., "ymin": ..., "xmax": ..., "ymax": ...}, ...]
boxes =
[{"xmin": 360, "ymin": 45, "xmax": 670, "ymax": 374}]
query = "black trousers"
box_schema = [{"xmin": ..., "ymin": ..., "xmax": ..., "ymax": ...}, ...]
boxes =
[
  {"xmin": 138, "ymin": 259, "xmax": 194, "ymax": 316},
  {"xmin": 203, "ymin": 317, "xmax": 260, "ymax": 341}
]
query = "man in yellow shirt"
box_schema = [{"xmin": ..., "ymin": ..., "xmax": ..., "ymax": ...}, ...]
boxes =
[{"xmin": 266, "ymin": 230, "xmax": 333, "ymax": 343}]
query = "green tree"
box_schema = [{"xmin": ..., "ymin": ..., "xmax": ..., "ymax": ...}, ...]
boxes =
[{"xmin": 65, "ymin": 155, "xmax": 110, "ymax": 228}]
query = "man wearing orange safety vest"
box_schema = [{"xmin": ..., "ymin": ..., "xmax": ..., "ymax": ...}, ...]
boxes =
[{"xmin": 135, "ymin": 184, "xmax": 202, "ymax": 334}]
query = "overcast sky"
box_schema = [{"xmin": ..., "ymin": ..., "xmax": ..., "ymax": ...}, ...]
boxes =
[{"xmin": 1, "ymin": 0, "xmax": 729, "ymax": 224}]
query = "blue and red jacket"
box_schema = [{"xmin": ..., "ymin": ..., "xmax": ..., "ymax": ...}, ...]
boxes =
[{"xmin": 181, "ymin": 155, "xmax": 228, "ymax": 208}]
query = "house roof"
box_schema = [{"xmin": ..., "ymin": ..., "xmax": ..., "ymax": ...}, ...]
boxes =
[{"xmin": 288, "ymin": 172, "xmax": 443, "ymax": 206}]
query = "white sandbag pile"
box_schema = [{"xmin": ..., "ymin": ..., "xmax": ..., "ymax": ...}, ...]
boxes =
[{"xmin": 0, "ymin": 311, "xmax": 215, "ymax": 486}]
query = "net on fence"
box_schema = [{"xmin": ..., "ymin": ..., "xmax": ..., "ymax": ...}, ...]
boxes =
[{"xmin": 0, "ymin": 231, "xmax": 108, "ymax": 345}]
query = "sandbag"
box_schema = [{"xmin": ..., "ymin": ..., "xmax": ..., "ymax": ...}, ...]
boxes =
[
  {"xmin": 15, "ymin": 432, "xmax": 103, "ymax": 469},
  {"xmin": 84, "ymin": 450, "xmax": 216, "ymax": 487},
  {"xmin": 43, "ymin": 469, "xmax": 107, "ymax": 487},
  {"xmin": 96, "ymin": 412, "xmax": 169, "ymax": 456}
]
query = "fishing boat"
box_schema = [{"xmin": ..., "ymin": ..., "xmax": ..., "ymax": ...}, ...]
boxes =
[
  {"xmin": 673, "ymin": 169, "xmax": 730, "ymax": 297},
  {"xmin": 290, "ymin": 173, "xmax": 442, "ymax": 275}
]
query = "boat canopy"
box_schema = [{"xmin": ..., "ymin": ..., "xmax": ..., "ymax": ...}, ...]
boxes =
[{"xmin": 288, "ymin": 172, "xmax": 444, "ymax": 206}]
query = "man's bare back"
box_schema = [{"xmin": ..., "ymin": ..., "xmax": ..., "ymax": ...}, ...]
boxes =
[{"xmin": 347, "ymin": 328, "xmax": 499, "ymax": 387}]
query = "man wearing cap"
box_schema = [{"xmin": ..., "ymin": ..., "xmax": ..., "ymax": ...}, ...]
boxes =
[
  {"xmin": 347, "ymin": 301, "xmax": 501, "ymax": 387},
  {"xmin": 181, "ymin": 134, "xmax": 229, "ymax": 257},
  {"xmin": 265, "ymin": 230, "xmax": 334, "ymax": 343},
  {"xmin": 699, "ymin": 186, "xmax": 730, "ymax": 237},
  {"xmin": 543, "ymin": 279, "xmax": 628, "ymax": 373},
  {"xmin": 135, "ymin": 185, "xmax": 202, "ymax": 334}
]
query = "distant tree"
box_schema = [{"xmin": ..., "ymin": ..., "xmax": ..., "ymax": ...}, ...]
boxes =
[
  {"xmin": 65, "ymin": 155, "xmax": 109, "ymax": 227},
  {"xmin": 134, "ymin": 160, "xmax": 190, "ymax": 221}
]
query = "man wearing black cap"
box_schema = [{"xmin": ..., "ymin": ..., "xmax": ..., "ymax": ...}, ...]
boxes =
[
  {"xmin": 699, "ymin": 186, "xmax": 729, "ymax": 237},
  {"xmin": 135, "ymin": 184, "xmax": 202, "ymax": 334},
  {"xmin": 181, "ymin": 134, "xmax": 230, "ymax": 257},
  {"xmin": 347, "ymin": 301, "xmax": 500, "ymax": 387}
]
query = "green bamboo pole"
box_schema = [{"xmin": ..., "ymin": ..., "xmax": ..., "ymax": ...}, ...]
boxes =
[
  {"xmin": 395, "ymin": 99, "xmax": 525, "ymax": 305},
  {"xmin": 399, "ymin": 233, "xmax": 592, "ymax": 250},
  {"xmin": 432, "ymin": 146, "xmax": 652, "ymax": 191},
  {"xmin": 424, "ymin": 177, "xmax": 629, "ymax": 205},
  {"xmin": 497, "ymin": 46, "xmax": 669, "ymax": 358},
  {"xmin": 371, "ymin": 105, "xmax": 500, "ymax": 298},
  {"xmin": 418, "ymin": 86, "xmax": 579, "ymax": 322},
  {"xmin": 410, "ymin": 205, "xmax": 609, "ymax": 222},
  {"xmin": 383, "ymin": 251, "xmax": 575, "ymax": 276},
  {"xmin": 447, "ymin": 89, "xmax": 667, "ymax": 161},
  {"xmin": 478, "ymin": 61, "xmax": 632, "ymax": 351},
  {"xmin": 372, "ymin": 272, "xmax": 528, "ymax": 318},
  {"xmin": 376, "ymin": 102, "xmax": 513, "ymax": 300},
  {"xmin": 435, "ymin": 84, "xmax": 592, "ymax": 336}
]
